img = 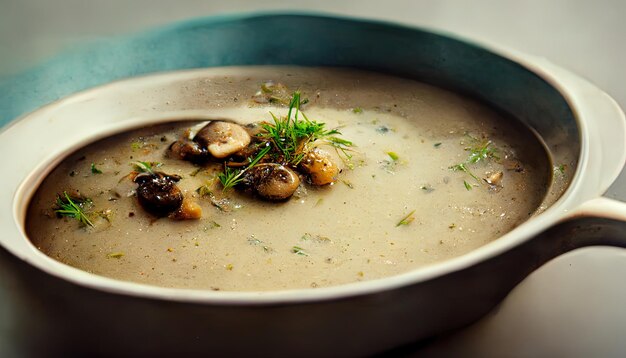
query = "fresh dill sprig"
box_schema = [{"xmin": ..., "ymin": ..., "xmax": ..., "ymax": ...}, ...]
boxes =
[
  {"xmin": 450, "ymin": 163, "xmax": 480, "ymax": 182},
  {"xmin": 55, "ymin": 191, "xmax": 94, "ymax": 227},
  {"xmin": 258, "ymin": 91, "xmax": 353, "ymax": 165},
  {"xmin": 467, "ymin": 140, "xmax": 499, "ymax": 164},
  {"xmin": 218, "ymin": 145, "xmax": 271, "ymax": 191}
]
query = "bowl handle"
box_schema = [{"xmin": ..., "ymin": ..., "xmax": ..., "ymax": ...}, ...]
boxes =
[
  {"xmin": 556, "ymin": 197, "xmax": 626, "ymax": 250},
  {"xmin": 494, "ymin": 197, "xmax": 626, "ymax": 283}
]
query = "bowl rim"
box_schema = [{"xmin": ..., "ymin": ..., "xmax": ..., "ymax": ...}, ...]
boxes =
[{"xmin": 2, "ymin": 13, "xmax": 623, "ymax": 305}]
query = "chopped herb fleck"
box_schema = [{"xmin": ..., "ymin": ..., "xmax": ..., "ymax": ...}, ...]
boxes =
[
  {"xmin": 554, "ymin": 164, "xmax": 566, "ymax": 174},
  {"xmin": 130, "ymin": 141, "xmax": 143, "ymax": 150},
  {"xmin": 376, "ymin": 126, "xmax": 390, "ymax": 134},
  {"xmin": 248, "ymin": 236, "xmax": 262, "ymax": 245},
  {"xmin": 195, "ymin": 184, "xmax": 213, "ymax": 197},
  {"xmin": 132, "ymin": 161, "xmax": 162, "ymax": 174},
  {"xmin": 420, "ymin": 185, "xmax": 435, "ymax": 193},
  {"xmin": 434, "ymin": 142, "xmax": 442, "ymax": 148},
  {"xmin": 342, "ymin": 180, "xmax": 354, "ymax": 189},
  {"xmin": 90, "ymin": 163, "xmax": 102, "ymax": 174},
  {"xmin": 292, "ymin": 246, "xmax": 309, "ymax": 256},
  {"xmin": 107, "ymin": 252, "xmax": 124, "ymax": 259},
  {"xmin": 352, "ymin": 107, "xmax": 363, "ymax": 114},
  {"xmin": 189, "ymin": 167, "xmax": 203, "ymax": 177},
  {"xmin": 396, "ymin": 210, "xmax": 416, "ymax": 227},
  {"xmin": 450, "ymin": 136, "xmax": 500, "ymax": 188},
  {"xmin": 464, "ymin": 180, "xmax": 473, "ymax": 191},
  {"xmin": 387, "ymin": 151, "xmax": 399, "ymax": 161},
  {"xmin": 202, "ymin": 221, "xmax": 221, "ymax": 231}
]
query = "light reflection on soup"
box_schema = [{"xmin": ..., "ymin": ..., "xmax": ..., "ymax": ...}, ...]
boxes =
[{"xmin": 26, "ymin": 67, "xmax": 550, "ymax": 291}]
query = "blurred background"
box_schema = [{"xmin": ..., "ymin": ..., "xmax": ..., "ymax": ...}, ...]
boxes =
[{"xmin": 1, "ymin": 0, "xmax": 626, "ymax": 356}]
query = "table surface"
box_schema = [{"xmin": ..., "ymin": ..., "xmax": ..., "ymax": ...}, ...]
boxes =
[{"xmin": 1, "ymin": 1, "xmax": 626, "ymax": 356}]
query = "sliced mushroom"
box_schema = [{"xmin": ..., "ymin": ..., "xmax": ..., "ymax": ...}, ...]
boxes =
[
  {"xmin": 299, "ymin": 148, "xmax": 339, "ymax": 185},
  {"xmin": 195, "ymin": 121, "xmax": 251, "ymax": 159},
  {"xmin": 484, "ymin": 171, "xmax": 504, "ymax": 187},
  {"xmin": 168, "ymin": 139, "xmax": 209, "ymax": 162},
  {"xmin": 134, "ymin": 172, "xmax": 183, "ymax": 216},
  {"xmin": 170, "ymin": 197, "xmax": 202, "ymax": 220},
  {"xmin": 245, "ymin": 163, "xmax": 301, "ymax": 200}
]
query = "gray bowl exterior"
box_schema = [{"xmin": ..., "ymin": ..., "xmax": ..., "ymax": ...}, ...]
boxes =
[
  {"xmin": 3, "ymin": 218, "xmax": 625, "ymax": 356},
  {"xmin": 0, "ymin": 14, "xmax": 617, "ymax": 356}
]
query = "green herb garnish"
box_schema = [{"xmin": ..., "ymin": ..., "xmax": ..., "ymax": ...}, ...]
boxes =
[
  {"xmin": 132, "ymin": 161, "xmax": 162, "ymax": 174},
  {"xmin": 449, "ymin": 163, "xmax": 480, "ymax": 182},
  {"xmin": 292, "ymin": 246, "xmax": 309, "ymax": 256},
  {"xmin": 195, "ymin": 184, "xmax": 214, "ymax": 197},
  {"xmin": 107, "ymin": 252, "xmax": 124, "ymax": 259},
  {"xmin": 434, "ymin": 142, "xmax": 442, "ymax": 148},
  {"xmin": 54, "ymin": 191, "xmax": 94, "ymax": 227},
  {"xmin": 467, "ymin": 140, "xmax": 499, "ymax": 164},
  {"xmin": 449, "ymin": 136, "xmax": 499, "ymax": 188},
  {"xmin": 130, "ymin": 141, "xmax": 143, "ymax": 150},
  {"xmin": 554, "ymin": 164, "xmax": 566, "ymax": 174},
  {"xmin": 387, "ymin": 151, "xmax": 399, "ymax": 161},
  {"xmin": 352, "ymin": 107, "xmax": 363, "ymax": 114},
  {"xmin": 91, "ymin": 163, "xmax": 102, "ymax": 174},
  {"xmin": 258, "ymin": 91, "xmax": 353, "ymax": 165},
  {"xmin": 217, "ymin": 145, "xmax": 271, "ymax": 191},
  {"xmin": 396, "ymin": 210, "xmax": 416, "ymax": 227}
]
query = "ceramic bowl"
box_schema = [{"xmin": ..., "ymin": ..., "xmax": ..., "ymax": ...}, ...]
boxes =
[{"xmin": 1, "ymin": 13, "xmax": 625, "ymax": 356}]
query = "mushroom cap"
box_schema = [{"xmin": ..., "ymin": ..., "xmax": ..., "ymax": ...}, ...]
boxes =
[
  {"xmin": 195, "ymin": 121, "xmax": 251, "ymax": 159},
  {"xmin": 246, "ymin": 163, "xmax": 301, "ymax": 201},
  {"xmin": 168, "ymin": 139, "xmax": 208, "ymax": 162},
  {"xmin": 134, "ymin": 172, "xmax": 183, "ymax": 216},
  {"xmin": 299, "ymin": 148, "xmax": 339, "ymax": 185}
]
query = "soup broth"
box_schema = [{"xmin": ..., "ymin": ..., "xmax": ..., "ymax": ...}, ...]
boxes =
[{"xmin": 26, "ymin": 67, "xmax": 550, "ymax": 291}]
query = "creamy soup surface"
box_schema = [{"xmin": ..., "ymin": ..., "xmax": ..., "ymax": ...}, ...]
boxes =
[{"xmin": 26, "ymin": 67, "xmax": 550, "ymax": 291}]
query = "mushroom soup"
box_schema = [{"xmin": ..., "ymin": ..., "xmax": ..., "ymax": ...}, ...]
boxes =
[{"xmin": 26, "ymin": 67, "xmax": 551, "ymax": 291}]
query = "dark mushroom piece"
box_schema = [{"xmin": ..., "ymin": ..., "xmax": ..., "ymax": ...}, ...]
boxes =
[
  {"xmin": 244, "ymin": 163, "xmax": 301, "ymax": 201},
  {"xmin": 168, "ymin": 139, "xmax": 209, "ymax": 162},
  {"xmin": 195, "ymin": 121, "xmax": 252, "ymax": 159},
  {"xmin": 134, "ymin": 172, "xmax": 183, "ymax": 217},
  {"xmin": 299, "ymin": 148, "xmax": 339, "ymax": 185}
]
